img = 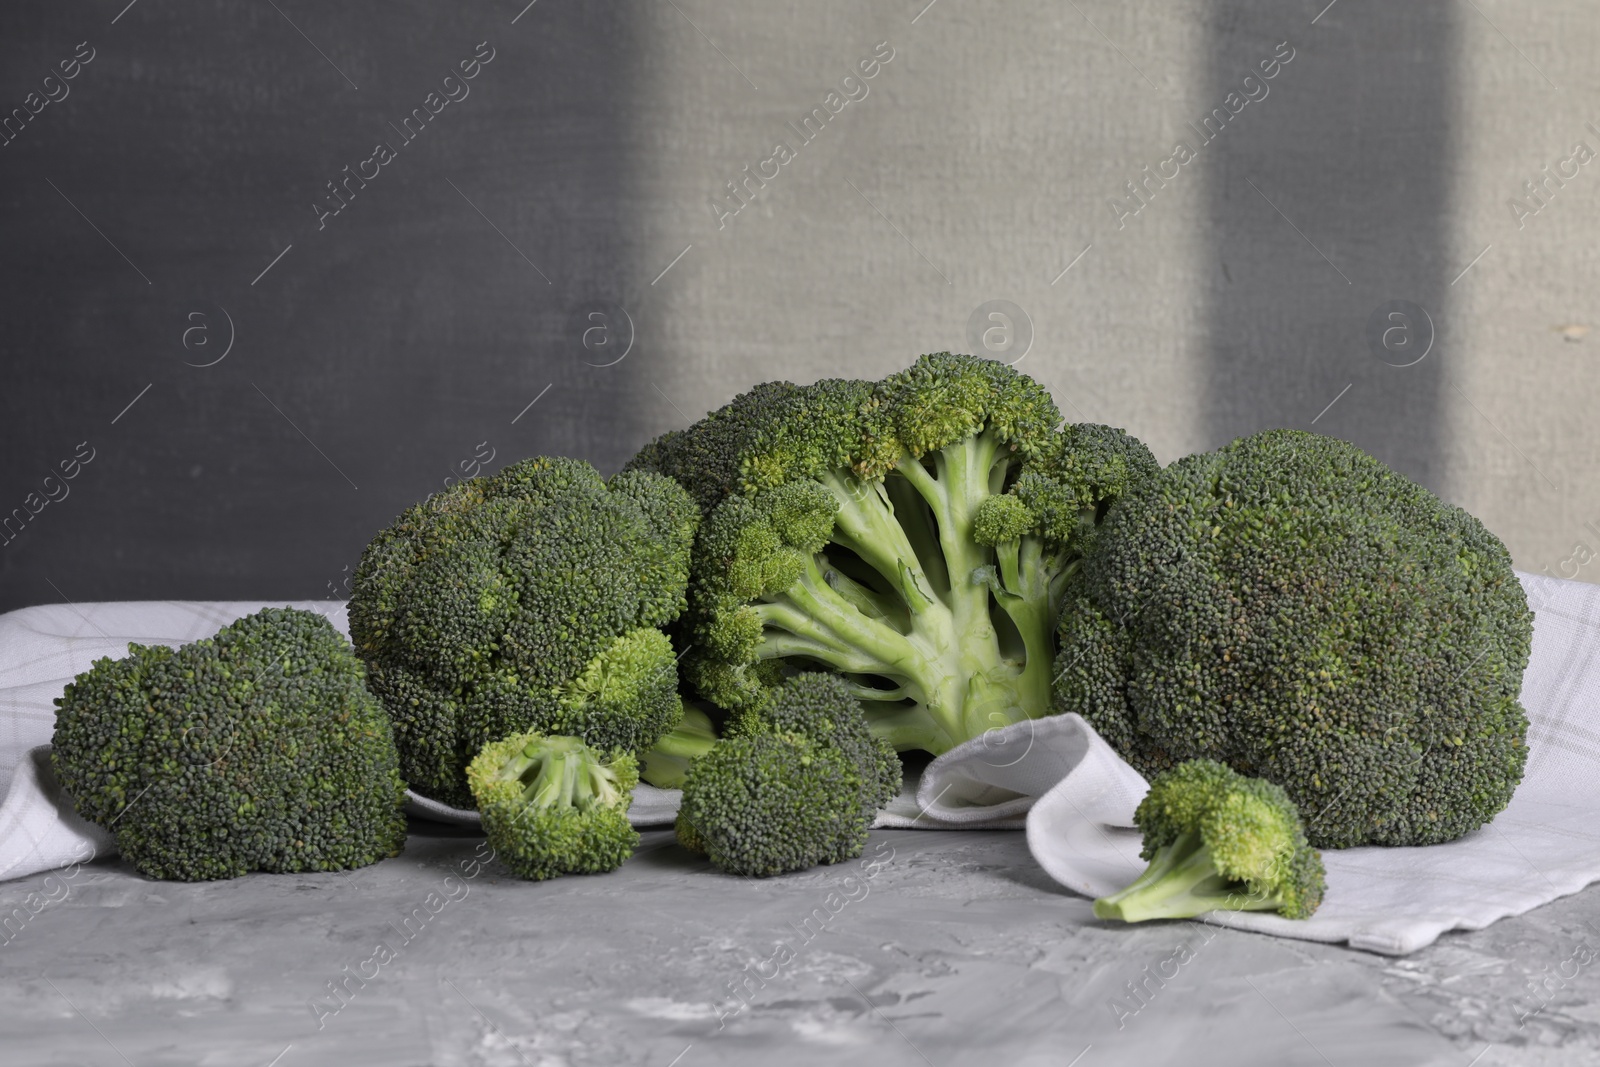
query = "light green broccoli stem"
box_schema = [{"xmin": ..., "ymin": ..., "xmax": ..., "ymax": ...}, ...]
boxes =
[
  {"xmin": 748, "ymin": 428, "xmax": 1062, "ymax": 753},
  {"xmin": 1092, "ymin": 829, "xmax": 1286, "ymax": 922},
  {"xmin": 989, "ymin": 533, "xmax": 1079, "ymax": 720},
  {"xmin": 499, "ymin": 736, "xmax": 628, "ymax": 812},
  {"xmin": 639, "ymin": 706, "xmax": 717, "ymax": 789}
]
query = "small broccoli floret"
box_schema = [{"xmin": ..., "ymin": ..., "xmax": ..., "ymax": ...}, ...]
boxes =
[
  {"xmin": 1094, "ymin": 760, "xmax": 1325, "ymax": 922},
  {"xmin": 675, "ymin": 672, "xmax": 900, "ymax": 876},
  {"xmin": 1054, "ymin": 429, "xmax": 1533, "ymax": 848},
  {"xmin": 676, "ymin": 733, "xmax": 868, "ymax": 877},
  {"xmin": 466, "ymin": 733, "xmax": 639, "ymax": 880},
  {"xmin": 349, "ymin": 456, "xmax": 699, "ymax": 808},
  {"xmin": 626, "ymin": 354, "xmax": 1159, "ymax": 756},
  {"xmin": 730, "ymin": 672, "xmax": 902, "ymax": 811},
  {"xmin": 639, "ymin": 703, "xmax": 719, "ymax": 789},
  {"xmin": 50, "ymin": 608, "xmax": 407, "ymax": 882}
]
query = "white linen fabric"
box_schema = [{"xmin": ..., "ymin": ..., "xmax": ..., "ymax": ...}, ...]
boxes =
[{"xmin": 1, "ymin": 571, "xmax": 1596, "ymax": 955}]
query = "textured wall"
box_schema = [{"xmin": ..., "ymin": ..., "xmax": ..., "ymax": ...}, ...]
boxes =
[{"xmin": 1, "ymin": 0, "xmax": 1596, "ymax": 611}]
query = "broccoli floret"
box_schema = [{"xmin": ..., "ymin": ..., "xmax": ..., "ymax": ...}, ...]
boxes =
[
  {"xmin": 1055, "ymin": 429, "xmax": 1534, "ymax": 848},
  {"xmin": 50, "ymin": 608, "xmax": 407, "ymax": 882},
  {"xmin": 676, "ymin": 733, "xmax": 868, "ymax": 876},
  {"xmin": 729, "ymin": 671, "xmax": 902, "ymax": 810},
  {"xmin": 675, "ymin": 672, "xmax": 901, "ymax": 876},
  {"xmin": 626, "ymin": 354, "xmax": 1158, "ymax": 756},
  {"xmin": 348, "ymin": 456, "xmax": 699, "ymax": 808},
  {"xmin": 1094, "ymin": 760, "xmax": 1325, "ymax": 922},
  {"xmin": 639, "ymin": 703, "xmax": 720, "ymax": 789},
  {"xmin": 465, "ymin": 733, "xmax": 639, "ymax": 880}
]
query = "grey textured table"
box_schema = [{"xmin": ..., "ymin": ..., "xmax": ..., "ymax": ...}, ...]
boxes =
[{"xmin": 2, "ymin": 821, "xmax": 1597, "ymax": 1067}]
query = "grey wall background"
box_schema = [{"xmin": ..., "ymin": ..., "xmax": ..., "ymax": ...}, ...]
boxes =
[{"xmin": 1, "ymin": 0, "xmax": 1596, "ymax": 612}]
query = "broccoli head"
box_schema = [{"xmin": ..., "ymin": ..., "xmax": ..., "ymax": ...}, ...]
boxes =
[
  {"xmin": 51, "ymin": 607, "xmax": 407, "ymax": 882},
  {"xmin": 348, "ymin": 456, "xmax": 699, "ymax": 808},
  {"xmin": 1094, "ymin": 759, "xmax": 1325, "ymax": 922},
  {"xmin": 675, "ymin": 672, "xmax": 901, "ymax": 876},
  {"xmin": 1055, "ymin": 429, "xmax": 1533, "ymax": 848},
  {"xmin": 627, "ymin": 353, "xmax": 1158, "ymax": 756},
  {"xmin": 465, "ymin": 732, "xmax": 639, "ymax": 880}
]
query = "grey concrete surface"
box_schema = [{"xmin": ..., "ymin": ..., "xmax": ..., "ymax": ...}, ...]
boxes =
[{"xmin": 3, "ymin": 821, "xmax": 1599, "ymax": 1067}]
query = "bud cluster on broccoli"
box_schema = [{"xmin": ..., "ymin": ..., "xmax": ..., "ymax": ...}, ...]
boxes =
[
  {"xmin": 1054, "ymin": 429, "xmax": 1533, "ymax": 848},
  {"xmin": 348, "ymin": 456, "xmax": 700, "ymax": 809},
  {"xmin": 51, "ymin": 607, "xmax": 407, "ymax": 882}
]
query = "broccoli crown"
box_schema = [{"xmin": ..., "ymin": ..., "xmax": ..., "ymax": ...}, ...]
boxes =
[
  {"xmin": 349, "ymin": 456, "xmax": 698, "ymax": 808},
  {"xmin": 1055, "ymin": 429, "xmax": 1533, "ymax": 848},
  {"xmin": 674, "ymin": 673, "xmax": 899, "ymax": 876},
  {"xmin": 465, "ymin": 732, "xmax": 639, "ymax": 881},
  {"xmin": 1094, "ymin": 759, "xmax": 1326, "ymax": 922},
  {"xmin": 730, "ymin": 672, "xmax": 902, "ymax": 811},
  {"xmin": 50, "ymin": 607, "xmax": 407, "ymax": 882},
  {"xmin": 626, "ymin": 353, "xmax": 1159, "ymax": 755},
  {"xmin": 676, "ymin": 732, "xmax": 869, "ymax": 877}
]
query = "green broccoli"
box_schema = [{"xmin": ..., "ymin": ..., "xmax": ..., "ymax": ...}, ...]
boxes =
[
  {"xmin": 1055, "ymin": 429, "xmax": 1533, "ymax": 848},
  {"xmin": 465, "ymin": 733, "xmax": 638, "ymax": 880},
  {"xmin": 348, "ymin": 456, "xmax": 699, "ymax": 808},
  {"xmin": 638, "ymin": 702, "xmax": 720, "ymax": 789},
  {"xmin": 1094, "ymin": 760, "xmax": 1325, "ymax": 922},
  {"xmin": 676, "ymin": 672, "xmax": 902, "ymax": 876},
  {"xmin": 50, "ymin": 607, "xmax": 407, "ymax": 882},
  {"xmin": 627, "ymin": 353, "xmax": 1158, "ymax": 756}
]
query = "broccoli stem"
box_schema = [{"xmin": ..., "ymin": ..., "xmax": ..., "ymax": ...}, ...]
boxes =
[
  {"xmin": 746, "ymin": 429, "xmax": 1069, "ymax": 754},
  {"xmin": 638, "ymin": 705, "xmax": 719, "ymax": 789},
  {"xmin": 1093, "ymin": 829, "xmax": 1281, "ymax": 922},
  {"xmin": 501, "ymin": 737, "xmax": 624, "ymax": 812}
]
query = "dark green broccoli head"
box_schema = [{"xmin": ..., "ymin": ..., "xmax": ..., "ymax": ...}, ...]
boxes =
[
  {"xmin": 1095, "ymin": 759, "xmax": 1326, "ymax": 922},
  {"xmin": 1055, "ymin": 429, "xmax": 1533, "ymax": 848},
  {"xmin": 674, "ymin": 672, "xmax": 900, "ymax": 876},
  {"xmin": 349, "ymin": 456, "xmax": 697, "ymax": 808},
  {"xmin": 466, "ymin": 732, "xmax": 639, "ymax": 880},
  {"xmin": 676, "ymin": 732, "xmax": 870, "ymax": 877},
  {"xmin": 50, "ymin": 607, "xmax": 407, "ymax": 882},
  {"xmin": 731, "ymin": 672, "xmax": 902, "ymax": 811},
  {"xmin": 627, "ymin": 353, "xmax": 1159, "ymax": 756}
]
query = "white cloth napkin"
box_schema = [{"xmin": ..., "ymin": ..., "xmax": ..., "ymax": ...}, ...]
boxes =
[
  {"xmin": 2, "ymin": 572, "xmax": 1597, "ymax": 956},
  {"xmin": 907, "ymin": 569, "xmax": 1600, "ymax": 955}
]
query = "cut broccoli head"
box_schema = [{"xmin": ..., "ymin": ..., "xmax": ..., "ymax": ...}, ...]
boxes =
[
  {"xmin": 466, "ymin": 732, "xmax": 639, "ymax": 881},
  {"xmin": 626, "ymin": 353, "xmax": 1159, "ymax": 756},
  {"xmin": 349, "ymin": 456, "xmax": 698, "ymax": 808},
  {"xmin": 1094, "ymin": 760, "xmax": 1326, "ymax": 922},
  {"xmin": 674, "ymin": 672, "xmax": 901, "ymax": 876},
  {"xmin": 1054, "ymin": 428, "xmax": 1533, "ymax": 848},
  {"xmin": 50, "ymin": 607, "xmax": 407, "ymax": 882}
]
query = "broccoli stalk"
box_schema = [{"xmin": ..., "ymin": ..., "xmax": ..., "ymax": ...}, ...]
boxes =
[
  {"xmin": 466, "ymin": 733, "xmax": 639, "ymax": 880},
  {"xmin": 759, "ymin": 432, "xmax": 1064, "ymax": 753},
  {"xmin": 1094, "ymin": 760, "xmax": 1326, "ymax": 923},
  {"xmin": 638, "ymin": 703, "xmax": 718, "ymax": 789},
  {"xmin": 491, "ymin": 736, "xmax": 632, "ymax": 813},
  {"xmin": 629, "ymin": 354, "xmax": 1158, "ymax": 756}
]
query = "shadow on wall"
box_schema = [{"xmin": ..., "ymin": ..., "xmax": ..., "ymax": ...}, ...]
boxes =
[
  {"xmin": 0, "ymin": 2, "xmax": 649, "ymax": 610},
  {"xmin": 1200, "ymin": 0, "xmax": 1457, "ymax": 494}
]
